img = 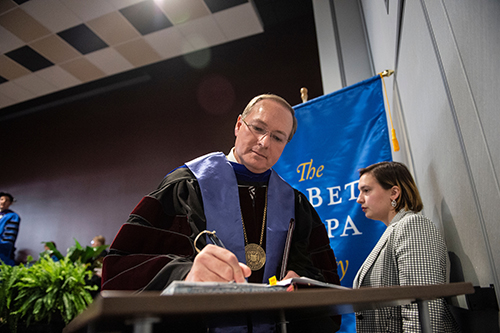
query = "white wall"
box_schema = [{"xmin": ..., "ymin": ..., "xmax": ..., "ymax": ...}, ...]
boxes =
[
  {"xmin": 313, "ymin": 0, "xmax": 372, "ymax": 94},
  {"xmin": 313, "ymin": 0, "xmax": 500, "ymax": 315},
  {"xmin": 392, "ymin": 0, "xmax": 500, "ymax": 290}
]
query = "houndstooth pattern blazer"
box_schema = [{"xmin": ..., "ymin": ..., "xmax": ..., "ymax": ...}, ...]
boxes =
[{"xmin": 352, "ymin": 209, "xmax": 460, "ymax": 333}]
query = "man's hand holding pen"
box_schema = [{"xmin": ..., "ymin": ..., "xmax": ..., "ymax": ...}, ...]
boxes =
[
  {"xmin": 185, "ymin": 244, "xmax": 251, "ymax": 283},
  {"xmin": 187, "ymin": 228, "xmax": 299, "ymax": 284}
]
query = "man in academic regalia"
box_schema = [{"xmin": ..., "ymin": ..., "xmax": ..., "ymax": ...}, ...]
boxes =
[
  {"xmin": 0, "ymin": 192, "xmax": 21, "ymax": 266},
  {"xmin": 102, "ymin": 94, "xmax": 341, "ymax": 332}
]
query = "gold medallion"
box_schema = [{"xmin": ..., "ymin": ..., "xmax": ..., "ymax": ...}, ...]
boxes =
[{"xmin": 245, "ymin": 243, "xmax": 266, "ymax": 271}]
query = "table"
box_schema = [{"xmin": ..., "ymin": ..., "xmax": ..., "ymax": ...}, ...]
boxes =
[{"xmin": 63, "ymin": 282, "xmax": 474, "ymax": 333}]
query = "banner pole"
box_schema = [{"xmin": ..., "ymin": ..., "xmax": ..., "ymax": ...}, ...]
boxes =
[{"xmin": 378, "ymin": 70, "xmax": 399, "ymax": 151}]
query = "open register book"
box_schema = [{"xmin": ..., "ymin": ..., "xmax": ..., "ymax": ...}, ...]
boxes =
[{"xmin": 161, "ymin": 276, "xmax": 349, "ymax": 295}]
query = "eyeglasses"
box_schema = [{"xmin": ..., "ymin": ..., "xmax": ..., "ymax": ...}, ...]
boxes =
[{"xmin": 241, "ymin": 118, "xmax": 288, "ymax": 144}]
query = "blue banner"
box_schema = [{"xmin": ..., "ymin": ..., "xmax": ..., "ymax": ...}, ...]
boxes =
[{"xmin": 274, "ymin": 75, "xmax": 392, "ymax": 332}]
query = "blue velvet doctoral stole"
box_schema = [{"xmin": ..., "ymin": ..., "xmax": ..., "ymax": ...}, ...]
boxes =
[{"xmin": 186, "ymin": 152, "xmax": 295, "ymax": 281}]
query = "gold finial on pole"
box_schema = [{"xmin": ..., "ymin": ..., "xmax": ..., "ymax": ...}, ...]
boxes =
[
  {"xmin": 380, "ymin": 69, "xmax": 395, "ymax": 77},
  {"xmin": 300, "ymin": 87, "xmax": 308, "ymax": 103},
  {"xmin": 378, "ymin": 69, "xmax": 400, "ymax": 152}
]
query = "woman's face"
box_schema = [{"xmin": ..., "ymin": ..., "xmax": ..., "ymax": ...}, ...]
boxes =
[{"xmin": 357, "ymin": 172, "xmax": 395, "ymax": 225}]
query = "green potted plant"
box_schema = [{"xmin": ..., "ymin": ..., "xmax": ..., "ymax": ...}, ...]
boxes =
[
  {"xmin": 0, "ymin": 239, "xmax": 108, "ymax": 332},
  {"xmin": 44, "ymin": 239, "xmax": 108, "ymax": 268}
]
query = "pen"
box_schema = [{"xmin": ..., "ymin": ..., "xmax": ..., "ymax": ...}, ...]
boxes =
[
  {"xmin": 194, "ymin": 230, "xmax": 226, "ymax": 252},
  {"xmin": 207, "ymin": 231, "xmax": 226, "ymax": 249}
]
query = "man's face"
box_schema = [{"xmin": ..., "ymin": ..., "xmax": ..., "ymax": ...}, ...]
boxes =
[
  {"xmin": 234, "ymin": 99, "xmax": 293, "ymax": 174},
  {"xmin": 0, "ymin": 196, "xmax": 12, "ymax": 211}
]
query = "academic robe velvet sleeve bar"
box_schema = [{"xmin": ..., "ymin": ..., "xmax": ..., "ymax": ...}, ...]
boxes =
[{"xmin": 102, "ymin": 166, "xmax": 340, "ymax": 291}]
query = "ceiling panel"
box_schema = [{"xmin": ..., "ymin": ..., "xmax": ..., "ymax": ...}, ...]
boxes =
[
  {"xmin": 113, "ymin": 38, "xmax": 161, "ymax": 67},
  {"xmin": 85, "ymin": 47, "xmax": 134, "ymax": 75},
  {"xmin": 156, "ymin": 0, "xmax": 210, "ymax": 25},
  {"xmin": 5, "ymin": 45, "xmax": 53, "ymax": 71},
  {"xmin": 0, "ymin": 91, "xmax": 15, "ymax": 108},
  {"xmin": 0, "ymin": 54, "xmax": 31, "ymax": 79},
  {"xmin": 107, "ymin": 0, "xmax": 145, "ymax": 11},
  {"xmin": 59, "ymin": 58, "xmax": 105, "ymax": 83},
  {"xmin": 119, "ymin": 0, "xmax": 173, "ymax": 36},
  {"xmin": 61, "ymin": 0, "xmax": 115, "ymax": 22},
  {"xmin": 35, "ymin": 65, "xmax": 80, "ymax": 89},
  {"xmin": 0, "ymin": 81, "xmax": 35, "ymax": 102},
  {"xmin": 0, "ymin": 0, "xmax": 16, "ymax": 13},
  {"xmin": 29, "ymin": 34, "xmax": 81, "ymax": 64},
  {"xmin": 21, "ymin": 0, "xmax": 81, "ymax": 33},
  {"xmin": 87, "ymin": 12, "xmax": 140, "ymax": 46},
  {"xmin": 204, "ymin": 0, "xmax": 247, "ymax": 13},
  {"xmin": 0, "ymin": 7, "xmax": 51, "ymax": 42},
  {"xmin": 0, "ymin": 0, "xmax": 262, "ymax": 111},
  {"xmin": 14, "ymin": 72, "xmax": 58, "ymax": 96},
  {"xmin": 144, "ymin": 26, "xmax": 194, "ymax": 59},
  {"xmin": 57, "ymin": 24, "xmax": 109, "ymax": 55},
  {"xmin": 177, "ymin": 15, "xmax": 227, "ymax": 50},
  {"xmin": 214, "ymin": 3, "xmax": 263, "ymax": 40},
  {"xmin": 0, "ymin": 25, "xmax": 24, "ymax": 53}
]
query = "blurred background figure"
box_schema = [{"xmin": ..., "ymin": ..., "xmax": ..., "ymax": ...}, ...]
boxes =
[
  {"xmin": 91, "ymin": 235, "xmax": 108, "ymax": 257},
  {"xmin": 89, "ymin": 235, "xmax": 108, "ymax": 298},
  {"xmin": 42, "ymin": 241, "xmax": 60, "ymax": 261},
  {"xmin": 0, "ymin": 192, "xmax": 21, "ymax": 266}
]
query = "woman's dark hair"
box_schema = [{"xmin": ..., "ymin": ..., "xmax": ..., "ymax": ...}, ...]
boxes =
[{"xmin": 359, "ymin": 161, "xmax": 423, "ymax": 212}]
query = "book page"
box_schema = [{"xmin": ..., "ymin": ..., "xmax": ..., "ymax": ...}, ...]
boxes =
[{"xmin": 161, "ymin": 277, "xmax": 349, "ymax": 295}]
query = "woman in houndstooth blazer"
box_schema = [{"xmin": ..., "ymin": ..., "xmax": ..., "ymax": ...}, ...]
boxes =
[{"xmin": 353, "ymin": 162, "xmax": 460, "ymax": 333}]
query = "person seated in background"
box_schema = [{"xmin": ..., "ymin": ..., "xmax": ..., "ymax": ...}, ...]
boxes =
[
  {"xmin": 91, "ymin": 235, "xmax": 108, "ymax": 257},
  {"xmin": 89, "ymin": 235, "xmax": 108, "ymax": 298},
  {"xmin": 102, "ymin": 94, "xmax": 341, "ymax": 332},
  {"xmin": 353, "ymin": 161, "xmax": 460, "ymax": 332},
  {"xmin": 42, "ymin": 241, "xmax": 59, "ymax": 261},
  {"xmin": 0, "ymin": 192, "xmax": 21, "ymax": 266}
]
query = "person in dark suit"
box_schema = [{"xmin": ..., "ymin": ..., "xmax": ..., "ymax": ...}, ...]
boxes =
[{"xmin": 353, "ymin": 161, "xmax": 460, "ymax": 333}]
